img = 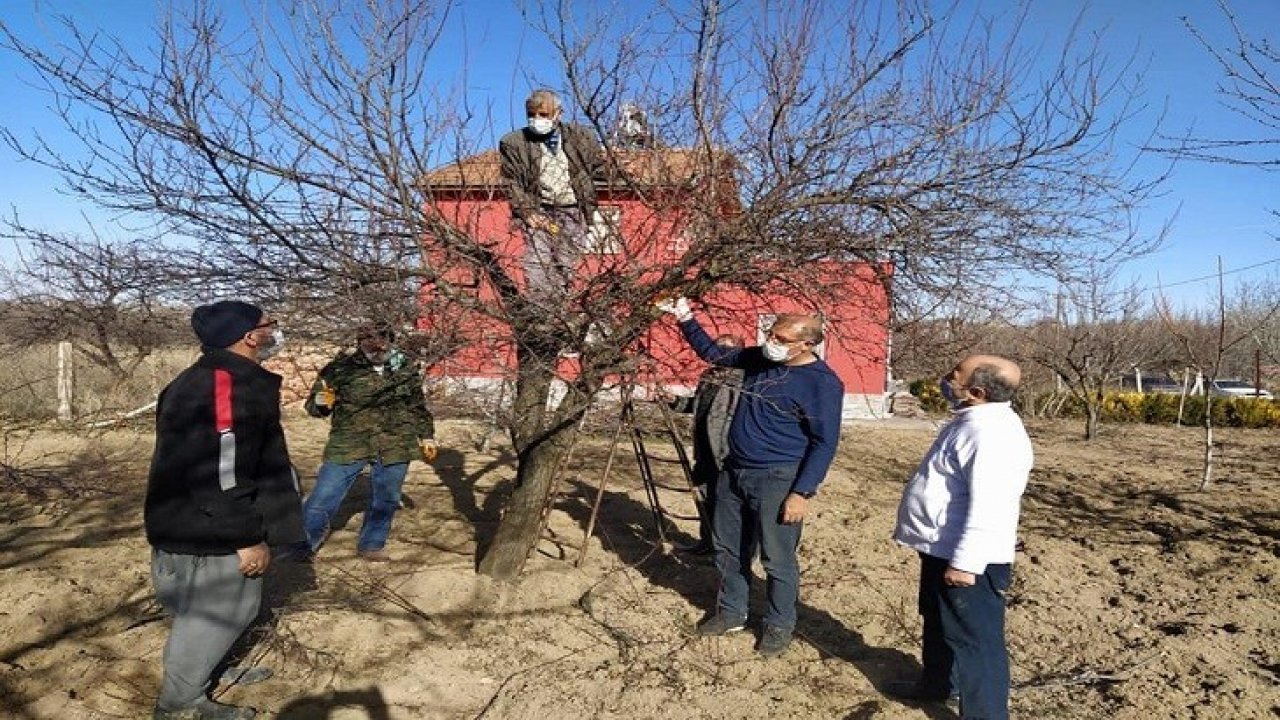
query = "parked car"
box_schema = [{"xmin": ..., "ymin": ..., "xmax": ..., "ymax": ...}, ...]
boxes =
[
  {"xmin": 1140, "ymin": 378, "xmax": 1185, "ymax": 394},
  {"xmin": 1209, "ymin": 379, "xmax": 1274, "ymax": 400}
]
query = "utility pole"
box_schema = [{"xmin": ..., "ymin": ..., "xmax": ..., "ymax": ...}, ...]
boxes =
[{"xmin": 1256, "ymin": 342, "xmax": 1263, "ymax": 396}]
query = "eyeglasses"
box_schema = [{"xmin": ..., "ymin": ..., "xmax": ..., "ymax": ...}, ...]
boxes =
[
  {"xmin": 252, "ymin": 319, "xmax": 278, "ymax": 331},
  {"xmin": 766, "ymin": 330, "xmax": 807, "ymax": 345}
]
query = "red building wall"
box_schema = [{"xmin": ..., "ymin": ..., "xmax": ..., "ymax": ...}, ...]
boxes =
[{"xmin": 421, "ymin": 190, "xmax": 890, "ymax": 411}]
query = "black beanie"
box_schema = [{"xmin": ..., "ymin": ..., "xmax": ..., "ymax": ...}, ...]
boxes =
[{"xmin": 191, "ymin": 300, "xmax": 264, "ymax": 349}]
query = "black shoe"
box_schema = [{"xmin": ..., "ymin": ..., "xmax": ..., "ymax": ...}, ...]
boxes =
[
  {"xmin": 882, "ymin": 681, "xmax": 957, "ymax": 703},
  {"xmin": 757, "ymin": 624, "xmax": 792, "ymax": 658},
  {"xmin": 695, "ymin": 613, "xmax": 748, "ymax": 636}
]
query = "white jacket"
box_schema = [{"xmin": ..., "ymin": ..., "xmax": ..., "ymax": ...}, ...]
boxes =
[{"xmin": 893, "ymin": 402, "xmax": 1033, "ymax": 574}]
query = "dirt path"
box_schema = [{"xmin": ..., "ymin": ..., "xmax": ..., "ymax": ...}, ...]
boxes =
[{"xmin": 1, "ymin": 416, "xmax": 1275, "ymax": 718}]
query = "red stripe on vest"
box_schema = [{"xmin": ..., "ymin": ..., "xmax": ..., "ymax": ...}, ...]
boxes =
[{"xmin": 214, "ymin": 369, "xmax": 233, "ymax": 433}]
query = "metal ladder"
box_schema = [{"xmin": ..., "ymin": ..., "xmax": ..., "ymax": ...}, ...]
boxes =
[{"xmin": 528, "ymin": 390, "xmax": 706, "ymax": 567}]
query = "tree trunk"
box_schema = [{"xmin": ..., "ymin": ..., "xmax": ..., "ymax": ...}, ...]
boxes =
[
  {"xmin": 1198, "ymin": 399, "xmax": 1215, "ymax": 491},
  {"xmin": 476, "ymin": 428, "xmax": 576, "ymax": 579},
  {"xmin": 56, "ymin": 341, "xmax": 74, "ymax": 422},
  {"xmin": 477, "ymin": 341, "xmax": 588, "ymax": 580},
  {"xmin": 1084, "ymin": 387, "xmax": 1103, "ymax": 440}
]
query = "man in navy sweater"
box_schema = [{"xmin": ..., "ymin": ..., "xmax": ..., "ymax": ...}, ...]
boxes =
[{"xmin": 659, "ymin": 298, "xmax": 844, "ymax": 657}]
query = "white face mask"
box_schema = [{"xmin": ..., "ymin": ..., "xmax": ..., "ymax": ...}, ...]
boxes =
[
  {"xmin": 256, "ymin": 327, "xmax": 286, "ymax": 360},
  {"xmin": 761, "ymin": 340, "xmax": 792, "ymax": 363},
  {"xmin": 528, "ymin": 117, "xmax": 555, "ymax": 135}
]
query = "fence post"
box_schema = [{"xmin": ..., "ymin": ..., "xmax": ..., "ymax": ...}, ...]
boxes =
[{"xmin": 57, "ymin": 341, "xmax": 75, "ymax": 422}]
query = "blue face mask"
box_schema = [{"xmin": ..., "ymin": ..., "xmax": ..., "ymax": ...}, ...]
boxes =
[{"xmin": 940, "ymin": 376, "xmax": 966, "ymax": 409}]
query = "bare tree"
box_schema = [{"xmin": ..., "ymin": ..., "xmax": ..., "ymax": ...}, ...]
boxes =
[
  {"xmin": 1158, "ymin": 259, "xmax": 1280, "ymax": 489},
  {"xmin": 0, "ymin": 230, "xmax": 186, "ymax": 386},
  {"xmin": 1022, "ymin": 267, "xmax": 1173, "ymax": 439},
  {"xmin": 2, "ymin": 0, "xmax": 1167, "ymax": 578},
  {"xmin": 1221, "ymin": 273, "xmax": 1280, "ymax": 386},
  {"xmin": 1177, "ymin": 1, "xmax": 1280, "ymax": 176}
]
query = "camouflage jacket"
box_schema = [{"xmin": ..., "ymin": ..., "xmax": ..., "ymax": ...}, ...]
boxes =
[{"xmin": 304, "ymin": 350, "xmax": 434, "ymax": 465}]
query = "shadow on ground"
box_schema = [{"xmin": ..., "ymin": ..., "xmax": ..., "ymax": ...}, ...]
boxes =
[{"xmin": 555, "ymin": 477, "xmax": 955, "ymax": 720}]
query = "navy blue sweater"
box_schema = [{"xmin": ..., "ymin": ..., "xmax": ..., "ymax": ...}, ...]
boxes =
[{"xmin": 680, "ymin": 318, "xmax": 844, "ymax": 495}]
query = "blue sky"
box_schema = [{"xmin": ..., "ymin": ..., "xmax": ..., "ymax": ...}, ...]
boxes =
[{"xmin": 1, "ymin": 0, "xmax": 1276, "ymax": 309}]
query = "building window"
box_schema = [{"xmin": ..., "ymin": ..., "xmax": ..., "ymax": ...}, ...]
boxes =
[{"xmin": 587, "ymin": 207, "xmax": 623, "ymax": 254}]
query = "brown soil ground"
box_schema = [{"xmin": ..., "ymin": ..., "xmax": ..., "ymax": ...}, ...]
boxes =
[{"xmin": 1, "ymin": 412, "xmax": 1276, "ymax": 719}]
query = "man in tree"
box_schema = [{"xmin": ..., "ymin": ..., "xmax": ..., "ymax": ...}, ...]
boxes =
[
  {"xmin": 659, "ymin": 298, "xmax": 844, "ymax": 658},
  {"xmin": 498, "ymin": 88, "xmax": 604, "ymax": 306},
  {"xmin": 145, "ymin": 301, "xmax": 304, "ymax": 720},
  {"xmin": 300, "ymin": 324, "xmax": 436, "ymax": 562},
  {"xmin": 668, "ymin": 334, "xmax": 745, "ymax": 555},
  {"xmin": 890, "ymin": 355, "xmax": 1034, "ymax": 719}
]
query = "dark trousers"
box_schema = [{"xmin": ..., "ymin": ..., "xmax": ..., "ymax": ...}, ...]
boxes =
[
  {"xmin": 712, "ymin": 463, "xmax": 803, "ymax": 630},
  {"xmin": 692, "ymin": 461, "xmax": 720, "ymax": 545},
  {"xmin": 918, "ymin": 553, "xmax": 1013, "ymax": 720}
]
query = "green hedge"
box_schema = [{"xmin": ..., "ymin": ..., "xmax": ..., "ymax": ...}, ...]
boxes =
[
  {"xmin": 909, "ymin": 378, "xmax": 950, "ymax": 413},
  {"xmin": 1058, "ymin": 391, "xmax": 1280, "ymax": 428},
  {"xmin": 906, "ymin": 380, "xmax": 1280, "ymax": 428}
]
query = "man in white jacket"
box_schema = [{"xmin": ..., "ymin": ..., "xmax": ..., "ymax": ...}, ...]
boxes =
[{"xmin": 891, "ymin": 355, "xmax": 1033, "ymax": 720}]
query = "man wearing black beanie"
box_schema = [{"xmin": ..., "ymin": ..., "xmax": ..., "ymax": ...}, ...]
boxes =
[{"xmin": 145, "ymin": 301, "xmax": 304, "ymax": 719}]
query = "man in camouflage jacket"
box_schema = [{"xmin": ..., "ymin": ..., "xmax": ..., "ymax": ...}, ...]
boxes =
[{"xmin": 300, "ymin": 325, "xmax": 435, "ymax": 561}]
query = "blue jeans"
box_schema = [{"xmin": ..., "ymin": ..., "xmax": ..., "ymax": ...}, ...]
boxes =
[
  {"xmin": 711, "ymin": 463, "xmax": 803, "ymax": 631},
  {"xmin": 303, "ymin": 459, "xmax": 409, "ymax": 553},
  {"xmin": 919, "ymin": 553, "xmax": 1013, "ymax": 719}
]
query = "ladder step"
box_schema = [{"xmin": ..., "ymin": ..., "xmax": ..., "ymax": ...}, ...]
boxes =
[{"xmin": 634, "ymin": 429, "xmax": 685, "ymax": 439}]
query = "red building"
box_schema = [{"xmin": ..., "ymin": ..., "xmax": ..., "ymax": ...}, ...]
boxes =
[{"xmin": 422, "ymin": 146, "xmax": 892, "ymax": 419}]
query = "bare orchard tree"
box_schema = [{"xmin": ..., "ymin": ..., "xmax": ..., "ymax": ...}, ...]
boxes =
[
  {"xmin": 1021, "ymin": 267, "xmax": 1173, "ymax": 439},
  {"xmin": 475, "ymin": 0, "xmax": 1169, "ymax": 576},
  {"xmin": 1174, "ymin": 0, "xmax": 1280, "ymax": 183},
  {"xmin": 3, "ymin": 0, "xmax": 1166, "ymax": 578},
  {"xmin": 1157, "ymin": 259, "xmax": 1280, "ymax": 490},
  {"xmin": 0, "ymin": 230, "xmax": 187, "ymax": 388},
  {"xmin": 885, "ymin": 297, "xmax": 1010, "ymax": 385},
  {"xmin": 1221, "ymin": 273, "xmax": 1280, "ymax": 386}
]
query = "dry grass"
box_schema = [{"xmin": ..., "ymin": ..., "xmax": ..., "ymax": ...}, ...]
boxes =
[{"xmin": 0, "ymin": 343, "xmax": 196, "ymax": 421}]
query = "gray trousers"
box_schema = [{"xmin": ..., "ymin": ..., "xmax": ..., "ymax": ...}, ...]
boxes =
[
  {"xmin": 521, "ymin": 206, "xmax": 587, "ymax": 308},
  {"xmin": 152, "ymin": 549, "xmax": 261, "ymax": 710}
]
